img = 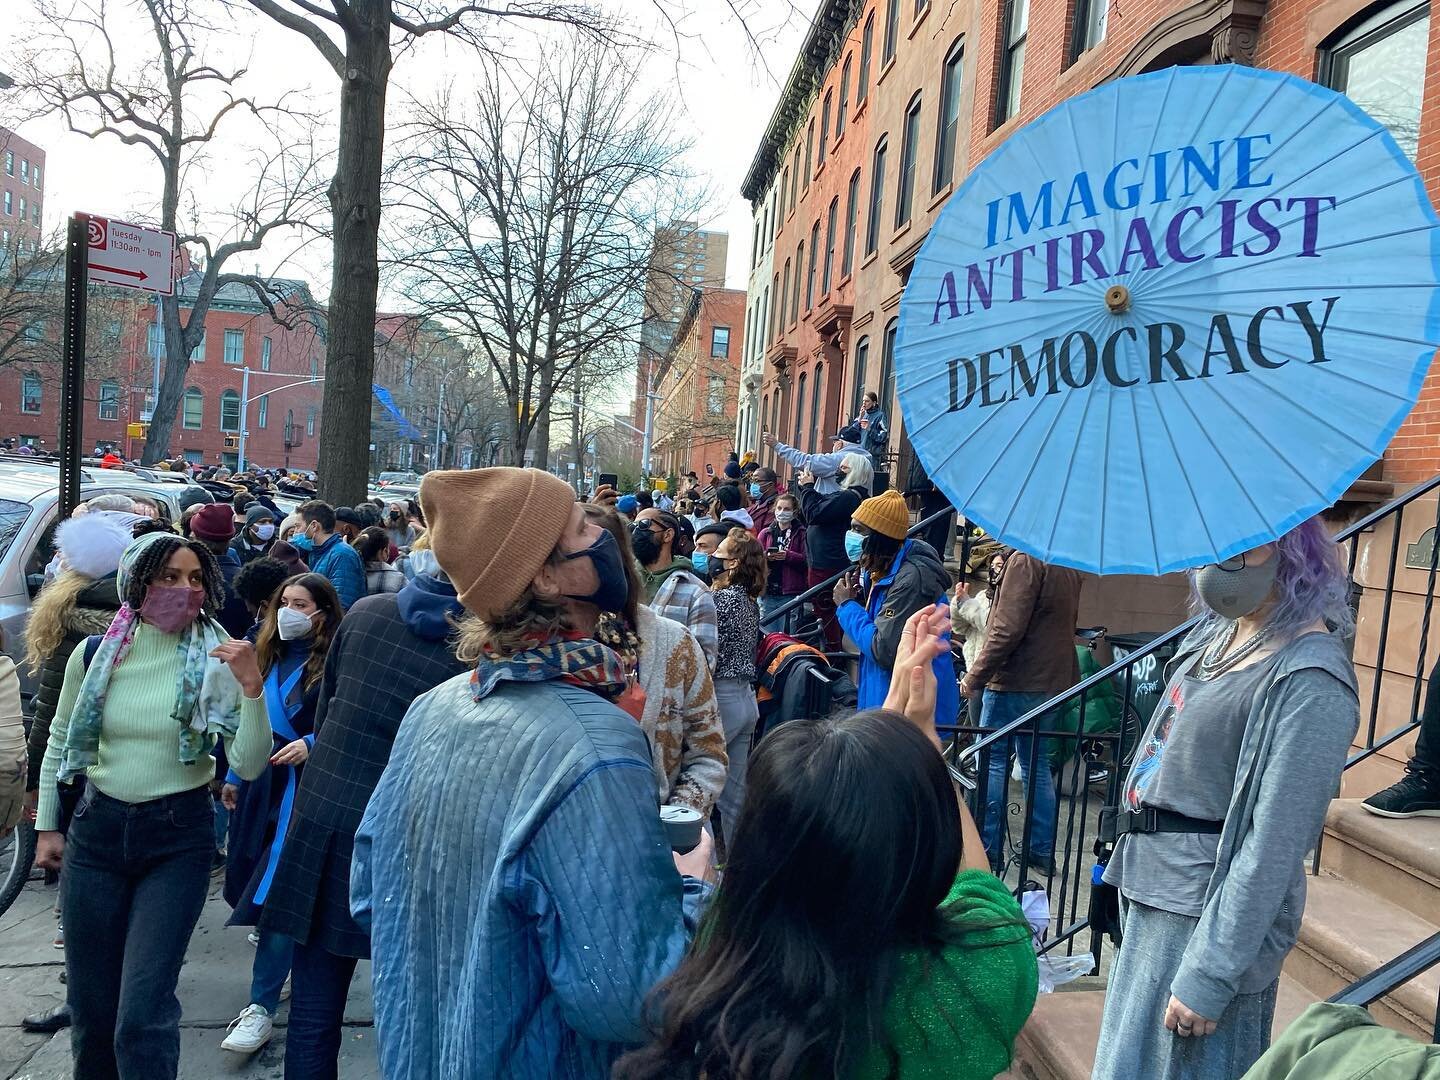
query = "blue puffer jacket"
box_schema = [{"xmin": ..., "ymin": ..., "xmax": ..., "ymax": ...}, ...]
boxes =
[
  {"xmin": 305, "ymin": 532, "xmax": 364, "ymax": 610},
  {"xmin": 837, "ymin": 539, "xmax": 958, "ymax": 730},
  {"xmin": 352, "ymin": 674, "xmax": 710, "ymax": 1080}
]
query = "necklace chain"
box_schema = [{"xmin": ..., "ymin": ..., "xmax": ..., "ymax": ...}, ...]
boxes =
[{"xmin": 1198, "ymin": 621, "xmax": 1274, "ymax": 679}]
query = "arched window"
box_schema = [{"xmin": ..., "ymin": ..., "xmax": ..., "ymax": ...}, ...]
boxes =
[
  {"xmin": 843, "ymin": 169, "xmax": 862, "ymax": 277},
  {"xmin": 804, "ymin": 119, "xmax": 815, "ymax": 188},
  {"xmin": 182, "ymin": 387, "xmax": 203, "ymax": 430},
  {"xmin": 819, "ymin": 91, "xmax": 832, "ymax": 163},
  {"xmin": 866, "ymin": 136, "xmax": 889, "ymax": 256},
  {"xmin": 780, "ymin": 261, "xmax": 792, "ymax": 331},
  {"xmin": 220, "ymin": 389, "xmax": 241, "ymax": 432},
  {"xmin": 837, "ymin": 55, "xmax": 852, "ymax": 138},
  {"xmin": 98, "ymin": 380, "xmax": 119, "ymax": 421},
  {"xmin": 858, "ymin": 13, "xmax": 875, "ymax": 103},
  {"xmin": 794, "ymin": 372, "xmax": 807, "ymax": 449},
  {"xmin": 805, "ymin": 220, "xmax": 820, "ymax": 310},
  {"xmin": 823, "ymin": 197, "xmax": 839, "ymax": 294},
  {"xmin": 934, "ymin": 38, "xmax": 965, "ymax": 192},
  {"xmin": 880, "ymin": 318, "xmax": 899, "ymax": 417},
  {"xmin": 852, "ymin": 336, "xmax": 870, "ymax": 416},
  {"xmin": 808, "ymin": 362, "xmax": 824, "ymax": 453},
  {"xmin": 896, "ymin": 93, "xmax": 922, "ymax": 227},
  {"xmin": 1322, "ymin": 0, "xmax": 1428, "ymax": 160},
  {"xmin": 770, "ymin": 275, "xmax": 781, "ymax": 340},
  {"xmin": 792, "ymin": 241, "xmax": 804, "ymax": 324}
]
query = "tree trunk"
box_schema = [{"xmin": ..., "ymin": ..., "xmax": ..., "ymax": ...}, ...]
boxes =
[{"xmin": 317, "ymin": 0, "xmax": 391, "ymax": 504}]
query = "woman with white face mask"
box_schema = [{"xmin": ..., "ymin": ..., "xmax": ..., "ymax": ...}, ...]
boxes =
[
  {"xmin": 218, "ymin": 573, "xmax": 343, "ymax": 1055},
  {"xmin": 1093, "ymin": 518, "xmax": 1360, "ymax": 1079}
]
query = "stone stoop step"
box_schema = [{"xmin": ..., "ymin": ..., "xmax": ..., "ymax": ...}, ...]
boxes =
[
  {"xmin": 1284, "ymin": 873, "xmax": 1439, "ymax": 1042},
  {"xmin": 1010, "ymin": 976, "xmax": 1321, "ymax": 1080},
  {"xmin": 1321, "ymin": 798, "xmax": 1440, "ymax": 926}
]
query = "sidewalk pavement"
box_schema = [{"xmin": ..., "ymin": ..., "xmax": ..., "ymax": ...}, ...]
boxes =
[{"xmin": 0, "ymin": 867, "xmax": 380, "ymax": 1079}]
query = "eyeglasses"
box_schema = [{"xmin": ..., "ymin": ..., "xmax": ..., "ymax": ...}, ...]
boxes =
[{"xmin": 1215, "ymin": 553, "xmax": 1251, "ymax": 571}]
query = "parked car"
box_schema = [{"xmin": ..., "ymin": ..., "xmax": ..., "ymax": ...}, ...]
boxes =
[{"xmin": 0, "ymin": 460, "xmax": 186, "ymax": 698}]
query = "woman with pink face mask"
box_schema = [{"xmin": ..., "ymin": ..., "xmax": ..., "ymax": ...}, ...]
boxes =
[{"xmin": 32, "ymin": 531, "xmax": 273, "ymax": 1080}]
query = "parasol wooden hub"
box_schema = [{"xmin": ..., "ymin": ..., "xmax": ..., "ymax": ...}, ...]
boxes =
[{"xmin": 1105, "ymin": 284, "xmax": 1131, "ymax": 314}]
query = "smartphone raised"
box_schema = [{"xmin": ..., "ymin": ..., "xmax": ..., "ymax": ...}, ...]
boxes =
[{"xmin": 598, "ymin": 472, "xmax": 619, "ymax": 490}]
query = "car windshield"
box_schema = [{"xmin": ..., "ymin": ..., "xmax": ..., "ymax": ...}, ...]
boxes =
[{"xmin": 0, "ymin": 499, "xmax": 31, "ymax": 563}]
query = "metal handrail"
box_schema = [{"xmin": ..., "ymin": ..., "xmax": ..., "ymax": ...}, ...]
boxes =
[{"xmin": 1328, "ymin": 930, "xmax": 1440, "ymax": 1044}]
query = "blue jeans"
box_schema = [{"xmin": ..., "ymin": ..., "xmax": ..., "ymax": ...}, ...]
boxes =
[
  {"xmin": 979, "ymin": 689, "xmax": 1058, "ymax": 864},
  {"xmin": 251, "ymin": 929, "xmax": 295, "ymax": 1013},
  {"xmin": 282, "ymin": 940, "xmax": 359, "ymax": 1080}
]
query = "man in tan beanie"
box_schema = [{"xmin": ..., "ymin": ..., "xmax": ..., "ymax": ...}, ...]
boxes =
[{"xmin": 352, "ymin": 467, "xmax": 714, "ymax": 1080}]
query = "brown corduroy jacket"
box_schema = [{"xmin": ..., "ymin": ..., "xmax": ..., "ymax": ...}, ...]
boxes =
[{"xmin": 966, "ymin": 552, "xmax": 1082, "ymax": 695}]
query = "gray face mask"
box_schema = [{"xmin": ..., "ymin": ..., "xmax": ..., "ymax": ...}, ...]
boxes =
[{"xmin": 1195, "ymin": 557, "xmax": 1278, "ymax": 619}]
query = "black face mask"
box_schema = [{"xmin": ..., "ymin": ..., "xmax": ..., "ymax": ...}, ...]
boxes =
[{"xmin": 630, "ymin": 523, "xmax": 665, "ymax": 565}]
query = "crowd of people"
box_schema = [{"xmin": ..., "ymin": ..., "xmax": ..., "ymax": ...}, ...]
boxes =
[{"xmin": 0, "ymin": 387, "xmax": 1399, "ymax": 1080}]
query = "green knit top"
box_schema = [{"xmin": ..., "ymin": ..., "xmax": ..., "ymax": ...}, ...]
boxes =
[
  {"xmin": 35, "ymin": 622, "xmax": 272, "ymax": 831},
  {"xmin": 853, "ymin": 870, "xmax": 1039, "ymax": 1080}
]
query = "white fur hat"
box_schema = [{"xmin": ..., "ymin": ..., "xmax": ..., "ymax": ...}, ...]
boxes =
[{"xmin": 55, "ymin": 511, "xmax": 140, "ymax": 580}]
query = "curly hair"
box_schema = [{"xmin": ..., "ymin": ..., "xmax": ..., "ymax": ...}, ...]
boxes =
[
  {"xmin": 121, "ymin": 533, "xmax": 226, "ymax": 617},
  {"xmin": 453, "ymin": 587, "xmax": 568, "ymax": 662},
  {"xmin": 718, "ymin": 527, "xmax": 767, "ymax": 599},
  {"xmin": 24, "ymin": 571, "xmax": 93, "ymax": 674}
]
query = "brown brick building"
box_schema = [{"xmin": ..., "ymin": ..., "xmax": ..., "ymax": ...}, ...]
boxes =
[
  {"xmin": 650, "ymin": 288, "xmax": 746, "ymax": 478},
  {"xmin": 0, "ymin": 127, "xmax": 46, "ymax": 252}
]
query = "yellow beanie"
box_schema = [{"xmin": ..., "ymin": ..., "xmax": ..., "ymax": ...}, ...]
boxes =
[
  {"xmin": 853, "ymin": 489, "xmax": 910, "ymax": 541},
  {"xmin": 420, "ymin": 467, "xmax": 576, "ymax": 621}
]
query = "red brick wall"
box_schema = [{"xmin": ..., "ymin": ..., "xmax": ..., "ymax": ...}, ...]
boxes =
[{"xmin": 652, "ymin": 289, "xmax": 746, "ymax": 478}]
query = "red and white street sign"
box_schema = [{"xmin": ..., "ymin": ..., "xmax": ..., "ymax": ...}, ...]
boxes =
[{"xmin": 85, "ymin": 215, "xmax": 176, "ymax": 295}]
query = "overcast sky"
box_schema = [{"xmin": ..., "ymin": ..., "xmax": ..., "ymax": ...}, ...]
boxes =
[{"xmin": 1, "ymin": 0, "xmax": 813, "ymax": 295}]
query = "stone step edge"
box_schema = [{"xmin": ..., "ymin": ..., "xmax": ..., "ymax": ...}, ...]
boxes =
[{"xmin": 1322, "ymin": 804, "xmax": 1440, "ymax": 892}]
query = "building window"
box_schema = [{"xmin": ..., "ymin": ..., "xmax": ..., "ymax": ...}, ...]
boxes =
[
  {"xmin": 852, "ymin": 336, "xmax": 870, "ymax": 415},
  {"xmin": 865, "ymin": 136, "xmax": 888, "ymax": 256},
  {"xmin": 32, "ymin": 166, "xmax": 40, "ymax": 190},
  {"xmin": 995, "ymin": 0, "xmax": 1029, "ymax": 126},
  {"xmin": 792, "ymin": 242, "xmax": 804, "ymax": 324},
  {"xmin": 838, "ymin": 56, "xmax": 852, "ymax": 136},
  {"xmin": 808, "ymin": 362, "xmax": 824, "ymax": 453},
  {"xmin": 30, "ymin": 203, "xmax": 39, "ymax": 226},
  {"xmin": 3, "ymin": 151, "xmax": 11, "ymax": 176},
  {"xmin": 306, "ymin": 406, "xmax": 316, "ymax": 437},
  {"xmin": 883, "ymin": 0, "xmax": 901, "ymax": 65},
  {"xmin": 261, "ymin": 336, "xmax": 272, "ymax": 371},
  {"xmin": 23, "ymin": 319, "xmax": 43, "ymax": 342},
  {"xmin": 223, "ymin": 328, "xmax": 244, "ymax": 364},
  {"xmin": 221, "ymin": 389, "xmax": 241, "ymax": 431},
  {"xmin": 792, "ymin": 148, "xmax": 802, "ymax": 209},
  {"xmin": 19, "ymin": 161, "xmax": 27, "ymax": 185},
  {"xmin": 1, "ymin": 229, "xmax": 8, "ymax": 248},
  {"xmin": 711, "ymin": 325, "xmax": 730, "ymax": 358},
  {"xmin": 823, "ymin": 197, "xmax": 839, "ymax": 294},
  {"xmin": 17, "ymin": 197, "xmax": 25, "ymax": 222},
  {"xmin": 934, "ymin": 39, "xmax": 965, "ymax": 193},
  {"xmin": 820, "ymin": 92, "xmax": 832, "ymax": 164},
  {"xmin": 804, "ymin": 120, "xmax": 814, "ymax": 186},
  {"xmin": 780, "ymin": 168, "xmax": 791, "ymax": 221},
  {"xmin": 310, "ymin": 355, "xmax": 319, "ymax": 379},
  {"xmin": 780, "ymin": 260, "xmax": 792, "ymax": 330},
  {"xmin": 859, "ymin": 14, "xmax": 875, "ymax": 103},
  {"xmin": 760, "ymin": 286, "xmax": 771, "ymax": 353},
  {"xmin": 770, "ymin": 274, "xmax": 781, "ymax": 340},
  {"xmin": 805, "ymin": 221, "xmax": 820, "ymax": 310},
  {"xmin": 1323, "ymin": 0, "xmax": 1428, "ymax": 161},
  {"xmin": 751, "ymin": 219, "xmax": 762, "ymax": 269},
  {"xmin": 843, "ymin": 168, "xmax": 861, "ymax": 277},
  {"xmin": 1071, "ymin": 0, "xmax": 1107, "ymax": 59},
  {"xmin": 896, "ymin": 94, "xmax": 922, "ymax": 228},
  {"xmin": 20, "ymin": 373, "xmax": 41, "ymax": 414},
  {"xmin": 183, "ymin": 387, "xmax": 203, "ymax": 430},
  {"xmin": 190, "ymin": 328, "xmax": 205, "ymax": 362},
  {"xmin": 257, "ymin": 395, "xmax": 268, "ymax": 429},
  {"xmin": 879, "ymin": 318, "xmax": 899, "ymax": 415},
  {"xmin": 707, "ymin": 374, "xmax": 726, "ymax": 415},
  {"xmin": 2, "ymin": 192, "xmax": 10, "ymax": 216},
  {"xmin": 98, "ymin": 381, "xmax": 119, "ymax": 421},
  {"xmin": 917, "ymin": 0, "xmax": 930, "ymax": 12},
  {"xmin": 794, "ymin": 372, "xmax": 807, "ymax": 448}
]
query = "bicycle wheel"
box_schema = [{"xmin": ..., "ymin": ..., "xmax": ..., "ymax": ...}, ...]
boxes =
[{"xmin": 0, "ymin": 821, "xmax": 36, "ymax": 919}]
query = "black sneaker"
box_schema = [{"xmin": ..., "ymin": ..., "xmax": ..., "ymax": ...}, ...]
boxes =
[
  {"xmin": 1363, "ymin": 773, "xmax": 1440, "ymax": 818},
  {"xmin": 22, "ymin": 1003, "xmax": 71, "ymax": 1033}
]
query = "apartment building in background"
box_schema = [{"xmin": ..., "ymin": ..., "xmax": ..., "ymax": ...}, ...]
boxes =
[
  {"xmin": 650, "ymin": 287, "xmax": 746, "ymax": 478},
  {"xmin": 0, "ymin": 127, "xmax": 46, "ymax": 252}
]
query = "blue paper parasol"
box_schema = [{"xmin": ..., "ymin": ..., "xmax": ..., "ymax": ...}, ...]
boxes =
[{"xmin": 895, "ymin": 65, "xmax": 1440, "ymax": 575}]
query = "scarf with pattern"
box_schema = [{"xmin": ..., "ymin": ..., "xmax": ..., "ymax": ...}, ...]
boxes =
[
  {"xmin": 57, "ymin": 533, "xmax": 244, "ymax": 782},
  {"xmin": 472, "ymin": 635, "xmax": 643, "ymax": 718}
]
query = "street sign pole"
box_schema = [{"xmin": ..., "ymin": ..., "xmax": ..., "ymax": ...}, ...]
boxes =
[{"xmin": 59, "ymin": 212, "xmax": 90, "ymax": 518}]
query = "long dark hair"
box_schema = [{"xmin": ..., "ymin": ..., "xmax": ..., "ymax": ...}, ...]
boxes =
[
  {"xmin": 617, "ymin": 710, "xmax": 1018, "ymax": 1080},
  {"xmin": 859, "ymin": 529, "xmax": 904, "ymax": 578},
  {"xmin": 254, "ymin": 573, "xmax": 342, "ymax": 691}
]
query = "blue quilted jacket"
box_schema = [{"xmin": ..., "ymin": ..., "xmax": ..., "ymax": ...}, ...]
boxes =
[
  {"xmin": 306, "ymin": 533, "xmax": 365, "ymax": 610},
  {"xmin": 352, "ymin": 674, "xmax": 710, "ymax": 1079}
]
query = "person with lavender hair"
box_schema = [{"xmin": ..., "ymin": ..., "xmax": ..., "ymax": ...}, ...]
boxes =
[{"xmin": 1093, "ymin": 518, "xmax": 1359, "ymax": 1080}]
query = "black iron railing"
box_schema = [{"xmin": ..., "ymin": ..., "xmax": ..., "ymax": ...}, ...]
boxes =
[{"xmin": 1329, "ymin": 930, "xmax": 1440, "ymax": 1043}]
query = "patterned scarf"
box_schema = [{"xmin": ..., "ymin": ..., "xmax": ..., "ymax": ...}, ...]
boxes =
[
  {"xmin": 471, "ymin": 635, "xmax": 630, "ymax": 705},
  {"xmin": 57, "ymin": 533, "xmax": 244, "ymax": 783}
]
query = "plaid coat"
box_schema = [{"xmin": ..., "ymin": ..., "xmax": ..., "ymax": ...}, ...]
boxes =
[{"xmin": 260, "ymin": 588, "xmax": 467, "ymax": 958}]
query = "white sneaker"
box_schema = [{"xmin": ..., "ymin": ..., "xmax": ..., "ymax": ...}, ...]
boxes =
[
  {"xmin": 247, "ymin": 931, "xmax": 260, "ymax": 947},
  {"xmin": 220, "ymin": 1004, "xmax": 273, "ymax": 1053},
  {"xmin": 280, "ymin": 974, "xmax": 291, "ymax": 1002}
]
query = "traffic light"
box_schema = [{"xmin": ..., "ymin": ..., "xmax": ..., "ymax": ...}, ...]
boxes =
[{"xmin": 223, "ymin": 434, "xmax": 239, "ymax": 449}]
